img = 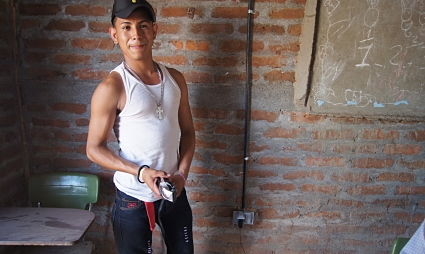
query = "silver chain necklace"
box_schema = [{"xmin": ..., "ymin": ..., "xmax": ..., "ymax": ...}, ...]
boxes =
[{"xmin": 123, "ymin": 61, "xmax": 164, "ymax": 120}]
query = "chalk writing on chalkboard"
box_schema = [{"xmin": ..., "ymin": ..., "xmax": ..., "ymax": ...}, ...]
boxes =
[{"xmin": 309, "ymin": 0, "xmax": 425, "ymax": 117}]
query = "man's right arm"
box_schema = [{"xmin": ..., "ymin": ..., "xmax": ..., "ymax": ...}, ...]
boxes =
[{"xmin": 86, "ymin": 73, "xmax": 138, "ymax": 174}]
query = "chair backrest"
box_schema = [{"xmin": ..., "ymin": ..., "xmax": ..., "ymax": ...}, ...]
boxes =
[
  {"xmin": 28, "ymin": 172, "xmax": 99, "ymax": 211},
  {"xmin": 391, "ymin": 238, "xmax": 410, "ymax": 254}
]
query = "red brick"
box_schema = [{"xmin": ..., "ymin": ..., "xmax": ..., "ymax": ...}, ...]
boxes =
[
  {"xmin": 373, "ymin": 199, "xmax": 408, "ymax": 208},
  {"xmin": 212, "ymin": 7, "xmax": 251, "ymax": 19},
  {"xmin": 284, "ymin": 171, "xmax": 324, "ymax": 180},
  {"xmin": 191, "ymin": 23, "xmax": 233, "ymax": 34},
  {"xmin": 75, "ymin": 118, "xmax": 89, "ymax": 127},
  {"xmin": 331, "ymin": 172, "xmax": 371, "ymax": 183},
  {"xmin": 290, "ymin": 112, "xmax": 326, "ymax": 124},
  {"xmin": 269, "ymin": 42, "xmax": 300, "ymax": 53},
  {"xmin": 220, "ymin": 40, "xmax": 264, "ymax": 53},
  {"xmin": 65, "ymin": 5, "xmax": 107, "ymax": 16},
  {"xmin": 297, "ymin": 143, "xmax": 326, "ymax": 153},
  {"xmin": 352, "ymin": 158, "xmax": 394, "ymax": 169},
  {"xmin": 155, "ymin": 55, "xmax": 188, "ymax": 66},
  {"xmin": 264, "ymin": 70, "xmax": 295, "ymax": 83},
  {"xmin": 157, "ymin": 23, "xmax": 181, "ymax": 34},
  {"xmin": 51, "ymin": 103, "xmax": 87, "ymax": 114},
  {"xmin": 270, "ymin": 8, "xmax": 304, "ymax": 19},
  {"xmin": 195, "ymin": 138, "xmax": 227, "ymax": 149},
  {"xmin": 208, "ymin": 169, "xmax": 228, "ymax": 177},
  {"xmin": 247, "ymin": 169, "xmax": 279, "ymax": 178},
  {"xmin": 71, "ymin": 38, "xmax": 114, "ymax": 50},
  {"xmin": 382, "ymin": 144, "xmax": 422, "ymax": 155},
  {"xmin": 20, "ymin": 19, "xmax": 40, "ymax": 30},
  {"xmin": 258, "ymin": 208, "xmax": 280, "ymax": 219},
  {"xmin": 313, "ymin": 129, "xmax": 355, "ymax": 140},
  {"xmin": 72, "ymin": 69, "xmax": 109, "ymax": 80},
  {"xmin": 54, "ymin": 130, "xmax": 73, "ymax": 141},
  {"xmin": 193, "ymin": 121, "xmax": 205, "ymax": 131},
  {"xmin": 189, "ymin": 191, "xmax": 228, "ymax": 202},
  {"xmin": 161, "ymin": 6, "xmax": 190, "ymax": 17},
  {"xmin": 347, "ymin": 185, "xmax": 386, "ymax": 195},
  {"xmin": 359, "ymin": 129, "xmax": 400, "ymax": 140},
  {"xmin": 212, "ymin": 153, "xmax": 242, "ymax": 165},
  {"xmin": 288, "ymin": 24, "xmax": 302, "ymax": 36},
  {"xmin": 398, "ymin": 159, "xmax": 425, "ymax": 169},
  {"xmin": 100, "ymin": 53, "xmax": 124, "ymax": 63},
  {"xmin": 32, "ymin": 117, "xmax": 70, "ymax": 128},
  {"xmin": 45, "ymin": 19, "xmax": 85, "ymax": 31},
  {"xmin": 27, "ymin": 68, "xmax": 67, "ymax": 80},
  {"xmin": 328, "ymin": 199, "xmax": 364, "ymax": 207},
  {"xmin": 331, "ymin": 116, "xmax": 375, "ymax": 124},
  {"xmin": 191, "ymin": 108, "xmax": 227, "ymax": 119},
  {"xmin": 305, "ymin": 211, "xmax": 341, "ymax": 220},
  {"xmin": 333, "ymin": 144, "xmax": 377, "ymax": 154},
  {"xmin": 405, "ymin": 130, "xmax": 425, "ymax": 141},
  {"xmin": 257, "ymin": 156, "xmax": 298, "ymax": 166},
  {"xmin": 25, "ymin": 52, "xmax": 46, "ymax": 63},
  {"xmin": 182, "ymin": 70, "xmax": 212, "ymax": 83},
  {"xmin": 305, "ymin": 156, "xmax": 345, "ymax": 167},
  {"xmin": 214, "ymin": 124, "xmax": 244, "ymax": 135},
  {"xmin": 377, "ymin": 172, "xmax": 415, "ymax": 182},
  {"xmin": 236, "ymin": 110, "xmax": 279, "ymax": 122},
  {"xmin": 88, "ymin": 21, "xmax": 110, "ymax": 33},
  {"xmin": 369, "ymin": 225, "xmax": 406, "ymax": 234},
  {"xmin": 249, "ymin": 142, "xmax": 270, "ymax": 152},
  {"xmin": 397, "ymin": 186, "xmax": 425, "ymax": 195},
  {"xmin": 185, "ymin": 40, "xmax": 210, "ymax": 51},
  {"xmin": 193, "ymin": 56, "xmax": 238, "ymax": 67},
  {"xmin": 239, "ymin": 24, "xmax": 285, "ymax": 34},
  {"xmin": 51, "ymin": 54, "xmax": 91, "ymax": 65},
  {"xmin": 252, "ymin": 55, "xmax": 286, "ymax": 67},
  {"xmin": 53, "ymin": 158, "xmax": 92, "ymax": 168},
  {"xmin": 216, "ymin": 179, "xmax": 241, "ymax": 191},
  {"xmin": 19, "ymin": 4, "xmax": 61, "ymax": 15},
  {"xmin": 302, "ymin": 184, "xmax": 341, "ymax": 194},
  {"xmin": 23, "ymin": 39, "xmax": 66, "ymax": 49},
  {"xmin": 259, "ymin": 183, "xmax": 296, "ymax": 191},
  {"xmin": 264, "ymin": 127, "xmax": 305, "ymax": 138}
]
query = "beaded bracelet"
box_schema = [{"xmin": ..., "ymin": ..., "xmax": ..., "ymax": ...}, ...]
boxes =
[{"xmin": 137, "ymin": 165, "xmax": 150, "ymax": 183}]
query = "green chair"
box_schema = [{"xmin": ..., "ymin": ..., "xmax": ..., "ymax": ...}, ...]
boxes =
[
  {"xmin": 24, "ymin": 172, "xmax": 99, "ymax": 254},
  {"xmin": 391, "ymin": 238, "xmax": 410, "ymax": 254},
  {"xmin": 28, "ymin": 172, "xmax": 99, "ymax": 211}
]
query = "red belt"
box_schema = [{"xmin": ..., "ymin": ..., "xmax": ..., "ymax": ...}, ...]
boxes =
[{"xmin": 145, "ymin": 202, "xmax": 156, "ymax": 231}]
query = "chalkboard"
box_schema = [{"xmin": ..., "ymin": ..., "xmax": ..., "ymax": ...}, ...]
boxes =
[{"xmin": 307, "ymin": 0, "xmax": 425, "ymax": 118}]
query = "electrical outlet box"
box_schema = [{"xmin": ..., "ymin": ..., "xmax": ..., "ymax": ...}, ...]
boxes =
[{"xmin": 232, "ymin": 211, "xmax": 254, "ymax": 225}]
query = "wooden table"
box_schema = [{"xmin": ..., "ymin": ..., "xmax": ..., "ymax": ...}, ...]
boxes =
[{"xmin": 0, "ymin": 207, "xmax": 95, "ymax": 246}]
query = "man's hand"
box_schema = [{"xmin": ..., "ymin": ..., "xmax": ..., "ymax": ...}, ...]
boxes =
[
  {"xmin": 139, "ymin": 167, "xmax": 170, "ymax": 197},
  {"xmin": 170, "ymin": 173, "xmax": 186, "ymax": 197}
]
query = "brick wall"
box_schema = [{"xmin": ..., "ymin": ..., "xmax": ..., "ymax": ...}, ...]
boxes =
[
  {"xmin": 0, "ymin": 0, "xmax": 26, "ymax": 207},
  {"xmin": 9, "ymin": 0, "xmax": 425, "ymax": 253}
]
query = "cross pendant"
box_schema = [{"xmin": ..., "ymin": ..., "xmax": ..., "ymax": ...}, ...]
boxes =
[{"xmin": 156, "ymin": 106, "xmax": 164, "ymax": 120}]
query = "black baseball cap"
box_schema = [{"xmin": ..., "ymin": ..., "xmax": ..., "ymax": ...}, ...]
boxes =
[{"xmin": 111, "ymin": 0, "xmax": 156, "ymax": 24}]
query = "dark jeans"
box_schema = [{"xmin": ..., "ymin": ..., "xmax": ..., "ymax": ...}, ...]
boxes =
[{"xmin": 112, "ymin": 188, "xmax": 194, "ymax": 254}]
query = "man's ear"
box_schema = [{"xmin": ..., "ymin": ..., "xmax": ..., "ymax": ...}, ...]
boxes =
[
  {"xmin": 109, "ymin": 26, "xmax": 118, "ymax": 43},
  {"xmin": 153, "ymin": 22, "xmax": 158, "ymax": 40}
]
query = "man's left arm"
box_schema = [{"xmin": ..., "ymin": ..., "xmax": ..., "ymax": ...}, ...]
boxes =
[{"xmin": 168, "ymin": 68, "xmax": 195, "ymax": 196}]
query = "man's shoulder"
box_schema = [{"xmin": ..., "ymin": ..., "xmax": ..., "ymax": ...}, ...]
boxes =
[
  {"xmin": 164, "ymin": 66, "xmax": 185, "ymax": 85},
  {"xmin": 97, "ymin": 71, "xmax": 124, "ymax": 93}
]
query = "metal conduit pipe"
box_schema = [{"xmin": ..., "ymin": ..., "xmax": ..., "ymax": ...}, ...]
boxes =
[{"xmin": 239, "ymin": 0, "xmax": 255, "ymax": 229}]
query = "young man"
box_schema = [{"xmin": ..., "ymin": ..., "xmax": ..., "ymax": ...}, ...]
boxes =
[{"xmin": 86, "ymin": 0, "xmax": 195, "ymax": 253}]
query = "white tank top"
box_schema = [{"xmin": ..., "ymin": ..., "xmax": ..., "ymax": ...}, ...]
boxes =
[{"xmin": 112, "ymin": 62, "xmax": 181, "ymax": 202}]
